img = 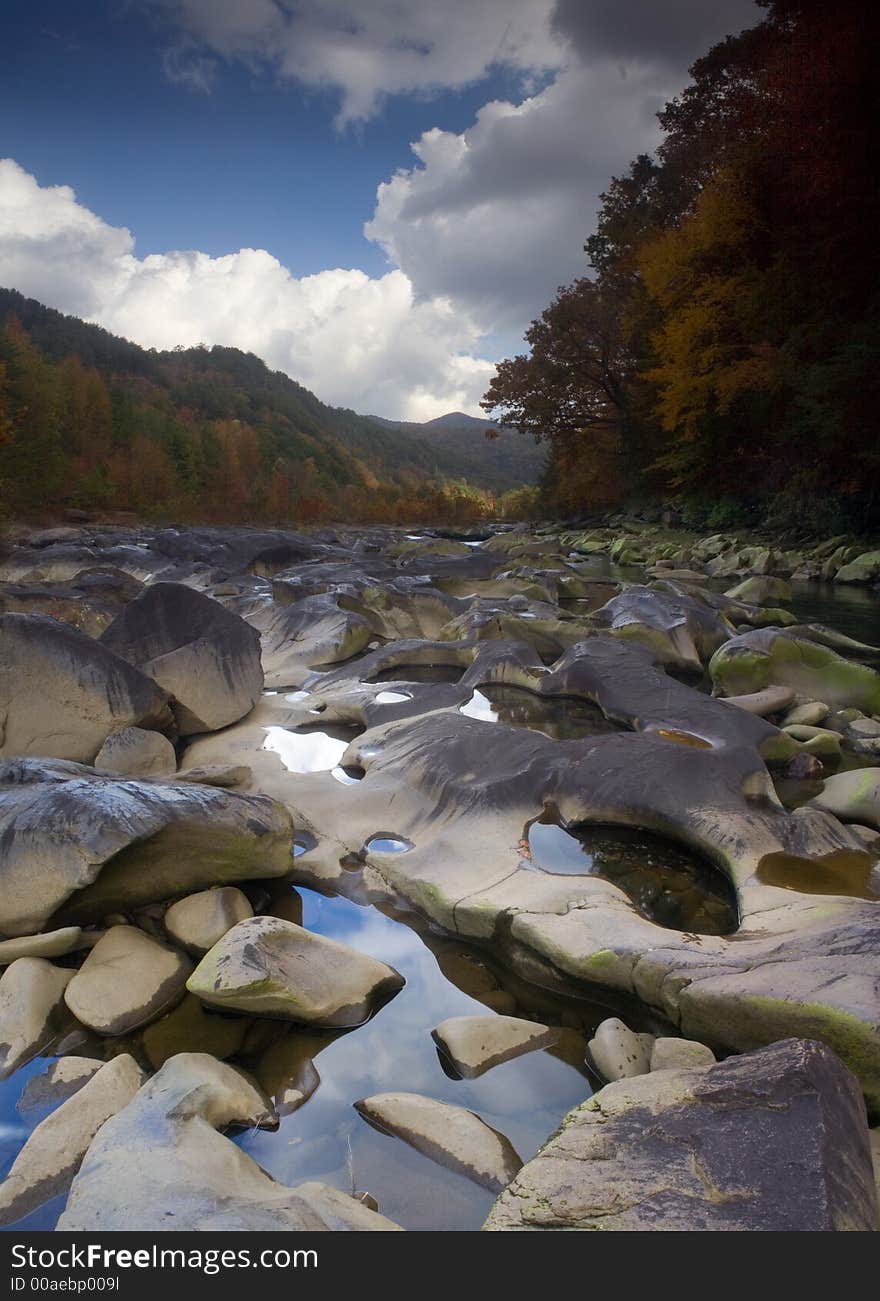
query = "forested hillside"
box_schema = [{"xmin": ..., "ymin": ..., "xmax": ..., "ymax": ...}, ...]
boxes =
[
  {"xmin": 482, "ymin": 0, "xmax": 880, "ymax": 532},
  {"xmin": 369, "ymin": 411, "xmax": 544, "ymax": 491},
  {"xmin": 0, "ymin": 289, "xmax": 536, "ymax": 523}
]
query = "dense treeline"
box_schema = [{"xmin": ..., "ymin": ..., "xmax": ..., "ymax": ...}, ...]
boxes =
[
  {"xmin": 0, "ymin": 290, "xmax": 535, "ymax": 525},
  {"xmin": 483, "ymin": 0, "xmax": 880, "ymax": 531}
]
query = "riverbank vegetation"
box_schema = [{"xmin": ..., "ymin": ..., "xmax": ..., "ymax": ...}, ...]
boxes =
[{"xmin": 482, "ymin": 0, "xmax": 879, "ymax": 531}]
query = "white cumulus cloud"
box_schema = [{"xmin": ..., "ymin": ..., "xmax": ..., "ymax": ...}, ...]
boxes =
[{"xmin": 0, "ymin": 158, "xmax": 493, "ymax": 420}]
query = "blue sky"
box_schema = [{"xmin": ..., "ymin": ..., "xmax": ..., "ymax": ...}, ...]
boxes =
[{"xmin": 0, "ymin": 0, "xmax": 759, "ymax": 419}]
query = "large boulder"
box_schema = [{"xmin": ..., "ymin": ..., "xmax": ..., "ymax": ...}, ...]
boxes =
[
  {"xmin": 809, "ymin": 769, "xmax": 880, "ymax": 830},
  {"xmin": 187, "ymin": 916, "xmax": 404, "ymax": 1027},
  {"xmin": 58, "ymin": 1054, "xmax": 402, "ymax": 1231},
  {"xmin": 354, "ymin": 1092, "xmax": 523, "ymax": 1193},
  {"xmin": 484, "ymin": 1040, "xmax": 879, "ymax": 1231},
  {"xmin": 710, "ymin": 627, "xmax": 880, "ymax": 714},
  {"xmin": 0, "ymin": 959, "xmax": 72, "ymax": 1079},
  {"xmin": 0, "ymin": 758, "xmax": 294, "ymax": 936},
  {"xmin": 835, "ymin": 551, "xmax": 880, "ymax": 585},
  {"xmin": 0, "ymin": 613, "xmax": 174, "ymax": 763},
  {"xmin": 100, "ymin": 582, "xmax": 263, "ymax": 736},
  {"xmin": 0, "ymin": 1055, "xmax": 143, "ymax": 1225},
  {"xmin": 64, "ymin": 926, "xmax": 193, "ymax": 1035}
]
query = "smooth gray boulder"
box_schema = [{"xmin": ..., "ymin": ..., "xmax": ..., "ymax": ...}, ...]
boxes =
[
  {"xmin": 100, "ymin": 582, "xmax": 263, "ymax": 736},
  {"xmin": 354, "ymin": 1092, "xmax": 522, "ymax": 1193},
  {"xmin": 432, "ymin": 1015, "xmax": 556, "ymax": 1079},
  {"xmin": 0, "ymin": 959, "xmax": 72, "ymax": 1079},
  {"xmin": 93, "ymin": 727, "xmax": 177, "ymax": 777},
  {"xmin": 58, "ymin": 1054, "xmax": 402, "ymax": 1231},
  {"xmin": 484, "ymin": 1039, "xmax": 879, "ymax": 1231},
  {"xmin": 64, "ymin": 926, "xmax": 192, "ymax": 1035},
  {"xmin": 0, "ymin": 758, "xmax": 294, "ymax": 936},
  {"xmin": 0, "ymin": 613, "xmax": 174, "ymax": 763},
  {"xmin": 0, "ymin": 1055, "xmax": 143, "ymax": 1225},
  {"xmin": 164, "ymin": 887, "xmax": 253, "ymax": 956},
  {"xmin": 187, "ymin": 916, "xmax": 404, "ymax": 1026}
]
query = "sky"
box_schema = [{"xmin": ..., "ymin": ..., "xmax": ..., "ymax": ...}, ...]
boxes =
[{"xmin": 0, "ymin": 0, "xmax": 759, "ymax": 420}]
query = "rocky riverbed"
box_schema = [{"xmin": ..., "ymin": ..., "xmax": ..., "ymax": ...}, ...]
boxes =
[{"xmin": 0, "ymin": 519, "xmax": 878, "ymax": 1231}]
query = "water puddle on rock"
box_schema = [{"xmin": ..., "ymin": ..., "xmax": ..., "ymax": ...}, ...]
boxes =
[
  {"xmin": 460, "ymin": 686, "xmax": 622, "ymax": 740},
  {"xmin": 368, "ymin": 664, "xmax": 465, "ymax": 685},
  {"xmin": 526, "ymin": 819, "xmax": 738, "ymax": 935},
  {"xmin": 756, "ymin": 849, "xmax": 879, "ymax": 899},
  {"xmin": 262, "ymin": 726, "xmax": 349, "ymax": 773}
]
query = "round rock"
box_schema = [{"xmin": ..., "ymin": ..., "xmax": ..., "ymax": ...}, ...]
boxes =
[
  {"xmin": 587, "ymin": 1017, "xmax": 652, "ymax": 1083},
  {"xmin": 94, "ymin": 727, "xmax": 177, "ymax": 778},
  {"xmin": 186, "ymin": 915, "xmax": 404, "ymax": 1027},
  {"xmin": 650, "ymin": 1037, "xmax": 717, "ymax": 1072},
  {"xmin": 164, "ymin": 887, "xmax": 253, "ymax": 956}
]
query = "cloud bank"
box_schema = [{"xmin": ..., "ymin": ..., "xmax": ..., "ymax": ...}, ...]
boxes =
[
  {"xmin": 0, "ymin": 158, "xmax": 492, "ymax": 420},
  {"xmin": 1, "ymin": 3, "xmax": 761, "ymax": 417}
]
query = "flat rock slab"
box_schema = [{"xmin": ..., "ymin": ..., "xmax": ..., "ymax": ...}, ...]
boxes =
[
  {"xmin": 0, "ymin": 612, "xmax": 173, "ymax": 763},
  {"xmin": 64, "ymin": 926, "xmax": 192, "ymax": 1036},
  {"xmin": 164, "ymin": 887, "xmax": 253, "ymax": 956},
  {"xmin": 187, "ymin": 915, "xmax": 404, "ymax": 1027},
  {"xmin": 0, "ymin": 928, "xmax": 88, "ymax": 966},
  {"xmin": 0, "ymin": 1055, "xmax": 143, "ymax": 1225},
  {"xmin": 432, "ymin": 1015, "xmax": 555, "ymax": 1079},
  {"xmin": 0, "ymin": 958, "xmax": 72, "ymax": 1079},
  {"xmin": 484, "ymin": 1039, "xmax": 879, "ymax": 1231},
  {"xmin": 59, "ymin": 1053, "xmax": 402, "ymax": 1232},
  {"xmin": 354, "ymin": 1091, "xmax": 522, "ymax": 1193}
]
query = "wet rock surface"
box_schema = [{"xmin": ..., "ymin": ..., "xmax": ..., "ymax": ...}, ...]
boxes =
[{"xmin": 0, "ymin": 520, "xmax": 877, "ymax": 1231}]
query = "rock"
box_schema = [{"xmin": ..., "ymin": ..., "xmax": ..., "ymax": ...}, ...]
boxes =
[
  {"xmin": 94, "ymin": 727, "xmax": 177, "ymax": 777},
  {"xmin": 16, "ymin": 1057, "xmax": 103, "ymax": 1117},
  {"xmin": 0, "ymin": 1055, "xmax": 143, "ymax": 1226},
  {"xmin": 710, "ymin": 628, "xmax": 880, "ymax": 714},
  {"xmin": 100, "ymin": 582, "xmax": 263, "ymax": 736},
  {"xmin": 64, "ymin": 926, "xmax": 192, "ymax": 1036},
  {"xmin": 725, "ymin": 576, "xmax": 792, "ymax": 606},
  {"xmin": 0, "ymin": 758, "xmax": 293, "ymax": 936},
  {"xmin": 59, "ymin": 1054, "xmax": 402, "ymax": 1231},
  {"xmin": 164, "ymin": 887, "xmax": 253, "ymax": 956},
  {"xmin": 0, "ymin": 613, "xmax": 174, "ymax": 763},
  {"xmin": 0, "ymin": 927, "xmax": 90, "ymax": 966},
  {"xmin": 783, "ymin": 701, "xmax": 831, "ymax": 727},
  {"xmin": 718, "ymin": 685, "xmax": 795, "ymax": 716},
  {"xmin": 432, "ymin": 1015, "xmax": 556, "ymax": 1079},
  {"xmin": 835, "ymin": 550, "xmax": 880, "ymax": 584},
  {"xmin": 172, "ymin": 764, "xmax": 252, "ymax": 788},
  {"xmin": 354, "ymin": 1092, "xmax": 522, "ymax": 1193},
  {"xmin": 0, "ymin": 959, "xmax": 72, "ymax": 1079},
  {"xmin": 484, "ymin": 1039, "xmax": 879, "ymax": 1231},
  {"xmin": 187, "ymin": 916, "xmax": 404, "ymax": 1026},
  {"xmin": 650, "ymin": 1037, "xmax": 716, "ymax": 1072},
  {"xmin": 587, "ymin": 1017, "xmax": 652, "ymax": 1082},
  {"xmin": 141, "ymin": 993, "xmax": 250, "ymax": 1070},
  {"xmin": 810, "ymin": 770, "xmax": 880, "ymax": 830}
]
